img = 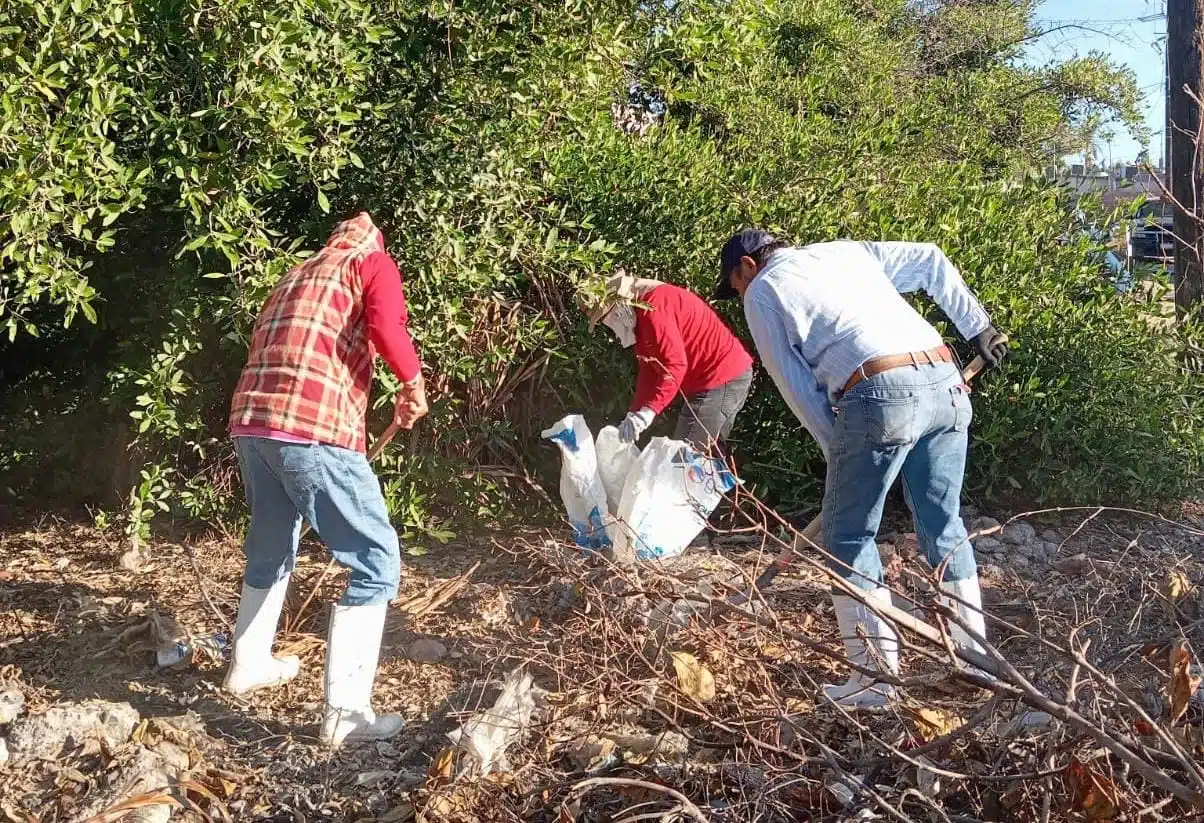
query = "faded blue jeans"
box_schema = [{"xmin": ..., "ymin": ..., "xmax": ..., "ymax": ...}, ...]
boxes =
[
  {"xmin": 233, "ymin": 436, "xmax": 401, "ymax": 606},
  {"xmin": 823, "ymin": 361, "xmax": 977, "ymax": 591}
]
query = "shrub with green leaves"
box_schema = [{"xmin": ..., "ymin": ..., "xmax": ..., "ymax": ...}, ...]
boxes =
[{"xmin": 0, "ymin": 0, "xmax": 1199, "ymax": 536}]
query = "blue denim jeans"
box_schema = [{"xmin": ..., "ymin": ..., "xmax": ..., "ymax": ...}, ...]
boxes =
[
  {"xmin": 233, "ymin": 436, "xmax": 401, "ymax": 606},
  {"xmin": 823, "ymin": 361, "xmax": 977, "ymax": 591}
]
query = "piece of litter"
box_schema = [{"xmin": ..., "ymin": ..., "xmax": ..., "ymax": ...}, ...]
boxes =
[{"xmin": 446, "ymin": 667, "xmax": 538, "ymax": 776}]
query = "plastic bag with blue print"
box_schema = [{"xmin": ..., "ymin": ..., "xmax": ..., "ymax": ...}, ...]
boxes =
[
  {"xmin": 594, "ymin": 424, "xmax": 641, "ymax": 515},
  {"xmin": 611, "ymin": 436, "xmax": 739, "ymax": 564},
  {"xmin": 540, "ymin": 414, "xmax": 613, "ymax": 552}
]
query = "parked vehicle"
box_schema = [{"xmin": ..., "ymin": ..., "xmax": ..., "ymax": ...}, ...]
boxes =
[{"xmin": 1126, "ymin": 200, "xmax": 1175, "ymax": 262}]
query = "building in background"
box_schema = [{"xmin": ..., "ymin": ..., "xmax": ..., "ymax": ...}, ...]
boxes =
[{"xmin": 1050, "ymin": 164, "xmax": 1166, "ymax": 209}]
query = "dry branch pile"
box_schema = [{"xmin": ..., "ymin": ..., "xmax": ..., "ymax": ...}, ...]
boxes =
[{"xmin": 2, "ymin": 506, "xmax": 1204, "ymax": 822}]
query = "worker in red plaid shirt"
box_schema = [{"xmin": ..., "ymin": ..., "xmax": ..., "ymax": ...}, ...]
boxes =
[{"xmin": 225, "ymin": 213, "xmax": 427, "ymax": 748}]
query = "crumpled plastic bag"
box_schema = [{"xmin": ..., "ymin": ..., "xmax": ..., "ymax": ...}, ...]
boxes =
[
  {"xmin": 541, "ymin": 414, "xmax": 612, "ymax": 550},
  {"xmin": 594, "ymin": 425, "xmax": 641, "ymax": 514},
  {"xmin": 611, "ymin": 436, "xmax": 738, "ymax": 563},
  {"xmin": 446, "ymin": 667, "xmax": 538, "ymax": 776}
]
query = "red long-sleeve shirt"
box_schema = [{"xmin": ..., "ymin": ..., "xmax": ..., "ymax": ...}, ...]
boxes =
[
  {"xmin": 360, "ymin": 251, "xmax": 421, "ymax": 383},
  {"xmin": 630, "ymin": 284, "xmax": 753, "ymax": 414}
]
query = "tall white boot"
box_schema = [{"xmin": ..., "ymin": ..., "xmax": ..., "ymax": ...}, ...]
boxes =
[
  {"xmin": 822, "ymin": 587, "xmax": 899, "ymax": 709},
  {"xmin": 224, "ymin": 578, "xmax": 301, "ymax": 696},
  {"xmin": 939, "ymin": 575, "xmax": 991, "ymax": 675},
  {"xmin": 321, "ymin": 602, "xmax": 405, "ymax": 748}
]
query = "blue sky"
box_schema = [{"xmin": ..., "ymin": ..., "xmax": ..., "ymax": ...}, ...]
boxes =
[{"xmin": 1026, "ymin": 0, "xmax": 1166, "ymax": 165}]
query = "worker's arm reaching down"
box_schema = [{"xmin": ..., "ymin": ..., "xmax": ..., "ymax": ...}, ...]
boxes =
[
  {"xmin": 858, "ymin": 241, "xmax": 1007, "ymax": 367},
  {"xmin": 623, "ymin": 300, "xmax": 690, "ymax": 441},
  {"xmin": 359, "ymin": 251, "xmax": 427, "ymax": 428}
]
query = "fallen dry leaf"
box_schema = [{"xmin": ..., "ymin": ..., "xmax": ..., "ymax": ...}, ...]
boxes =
[
  {"xmin": 669, "ymin": 651, "xmax": 715, "ymax": 702},
  {"xmin": 759, "ymin": 643, "xmax": 788, "ymax": 660},
  {"xmin": 905, "ymin": 706, "xmax": 965, "ymax": 742},
  {"xmin": 1066, "ymin": 759, "xmax": 1119, "ymax": 820},
  {"xmin": 1168, "ymin": 641, "xmax": 1201, "ymax": 724},
  {"xmin": 428, "ymin": 746, "xmax": 456, "ymax": 783},
  {"xmin": 75, "ymin": 791, "xmax": 183, "ymax": 823},
  {"xmin": 1161, "ymin": 571, "xmax": 1197, "ymax": 620}
]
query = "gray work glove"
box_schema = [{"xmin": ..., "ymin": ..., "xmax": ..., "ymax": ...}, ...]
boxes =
[
  {"xmin": 970, "ymin": 325, "xmax": 1008, "ymax": 370},
  {"xmin": 617, "ymin": 408, "xmax": 655, "ymax": 443}
]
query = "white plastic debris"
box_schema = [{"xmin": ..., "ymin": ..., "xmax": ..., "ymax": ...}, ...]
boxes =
[
  {"xmin": 446, "ymin": 667, "xmax": 538, "ymax": 776},
  {"xmin": 914, "ymin": 755, "xmax": 941, "ymax": 798},
  {"xmin": 0, "ymin": 689, "xmax": 24, "ymax": 725},
  {"xmin": 594, "ymin": 425, "xmax": 640, "ymax": 514},
  {"xmin": 541, "ymin": 415, "xmax": 612, "ymax": 551},
  {"xmin": 611, "ymin": 437, "xmax": 737, "ymax": 563},
  {"xmin": 999, "ymin": 710, "xmax": 1057, "ymax": 738}
]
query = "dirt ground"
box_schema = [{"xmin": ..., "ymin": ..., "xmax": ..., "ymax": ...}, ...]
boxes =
[{"xmin": 2, "ymin": 502, "xmax": 1204, "ymax": 822}]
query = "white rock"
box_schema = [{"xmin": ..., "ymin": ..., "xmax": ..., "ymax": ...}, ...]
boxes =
[
  {"xmin": 1002, "ymin": 522, "xmax": 1038, "ymax": 546},
  {"xmin": 0, "ymin": 689, "xmax": 24, "ymax": 725},
  {"xmin": 0, "ymin": 737, "xmax": 8, "ymax": 764},
  {"xmin": 8, "ymin": 701, "xmax": 139, "ymax": 760}
]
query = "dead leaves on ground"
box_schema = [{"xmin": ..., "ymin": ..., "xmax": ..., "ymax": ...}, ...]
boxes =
[
  {"xmin": 1066, "ymin": 759, "xmax": 1121, "ymax": 821},
  {"xmin": 1160, "ymin": 570, "xmax": 1199, "ymax": 622},
  {"xmin": 669, "ymin": 651, "xmax": 715, "ymax": 702},
  {"xmin": 427, "ymin": 746, "xmax": 456, "ymax": 785},
  {"xmin": 1167, "ymin": 641, "xmax": 1201, "ymax": 724},
  {"xmin": 904, "ymin": 706, "xmax": 965, "ymax": 743}
]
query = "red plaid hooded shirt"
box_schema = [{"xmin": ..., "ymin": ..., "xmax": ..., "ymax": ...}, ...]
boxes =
[{"xmin": 229, "ymin": 213, "xmax": 392, "ymax": 452}]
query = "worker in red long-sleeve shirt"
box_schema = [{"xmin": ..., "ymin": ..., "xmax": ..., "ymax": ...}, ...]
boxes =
[
  {"xmin": 225, "ymin": 212, "xmax": 426, "ymax": 749},
  {"xmin": 582, "ymin": 273, "xmax": 754, "ymax": 453}
]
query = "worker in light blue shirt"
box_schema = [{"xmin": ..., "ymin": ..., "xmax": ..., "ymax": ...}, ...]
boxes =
[{"xmin": 714, "ymin": 229, "xmax": 1008, "ymax": 709}]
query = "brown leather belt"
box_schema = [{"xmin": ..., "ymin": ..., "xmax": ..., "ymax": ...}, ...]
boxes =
[{"xmin": 841, "ymin": 345, "xmax": 954, "ymax": 395}]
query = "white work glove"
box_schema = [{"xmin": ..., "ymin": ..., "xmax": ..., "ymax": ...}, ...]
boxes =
[{"xmin": 617, "ymin": 407, "xmax": 655, "ymax": 443}]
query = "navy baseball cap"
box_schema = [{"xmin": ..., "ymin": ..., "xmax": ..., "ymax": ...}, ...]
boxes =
[{"xmin": 714, "ymin": 229, "xmax": 778, "ymax": 300}]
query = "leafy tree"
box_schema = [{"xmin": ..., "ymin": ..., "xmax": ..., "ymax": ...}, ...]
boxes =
[{"xmin": 0, "ymin": 0, "xmax": 1198, "ymax": 540}]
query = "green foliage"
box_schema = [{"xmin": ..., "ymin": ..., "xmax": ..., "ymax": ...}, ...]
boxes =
[{"xmin": 0, "ymin": 0, "xmax": 1199, "ymax": 536}]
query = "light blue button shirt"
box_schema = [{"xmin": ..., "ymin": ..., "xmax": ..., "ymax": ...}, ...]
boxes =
[{"xmin": 742, "ymin": 241, "xmax": 991, "ymax": 460}]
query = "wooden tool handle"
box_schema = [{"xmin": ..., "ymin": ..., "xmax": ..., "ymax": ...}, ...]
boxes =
[
  {"xmin": 960, "ymin": 334, "xmax": 1007, "ymax": 384},
  {"xmin": 367, "ymin": 421, "xmax": 403, "ymax": 463}
]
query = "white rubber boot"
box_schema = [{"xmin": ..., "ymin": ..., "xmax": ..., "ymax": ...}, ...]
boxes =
[
  {"xmin": 321, "ymin": 602, "xmax": 405, "ymax": 748},
  {"xmin": 939, "ymin": 575, "xmax": 992, "ymax": 677},
  {"xmin": 223, "ymin": 579, "xmax": 300, "ymax": 696},
  {"xmin": 822, "ymin": 587, "xmax": 899, "ymax": 709}
]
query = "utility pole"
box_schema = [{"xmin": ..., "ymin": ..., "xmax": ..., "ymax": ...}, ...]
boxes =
[{"xmin": 1167, "ymin": 0, "xmax": 1204, "ymax": 318}]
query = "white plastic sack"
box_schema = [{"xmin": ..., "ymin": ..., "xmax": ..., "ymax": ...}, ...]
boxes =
[
  {"xmin": 541, "ymin": 414, "xmax": 612, "ymax": 550},
  {"xmin": 611, "ymin": 436, "xmax": 739, "ymax": 564},
  {"xmin": 594, "ymin": 425, "xmax": 641, "ymax": 515}
]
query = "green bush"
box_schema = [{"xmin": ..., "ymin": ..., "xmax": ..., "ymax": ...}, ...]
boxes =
[{"xmin": 0, "ymin": 0, "xmax": 1199, "ymax": 536}]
